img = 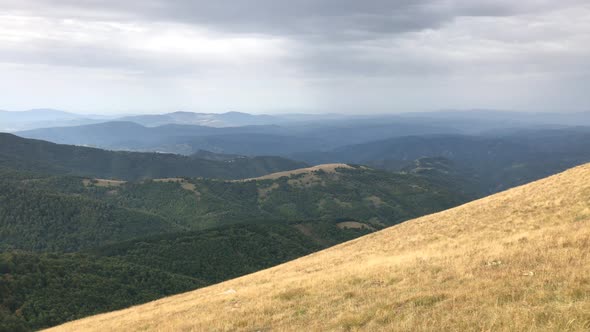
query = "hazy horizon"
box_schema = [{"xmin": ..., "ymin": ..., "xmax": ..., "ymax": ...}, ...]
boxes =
[{"xmin": 2, "ymin": 107, "xmax": 590, "ymax": 117}]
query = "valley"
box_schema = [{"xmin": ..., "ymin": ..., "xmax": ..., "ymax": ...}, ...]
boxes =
[
  {"xmin": 47, "ymin": 163, "xmax": 590, "ymax": 331},
  {"xmin": 0, "ymin": 135, "xmax": 467, "ymax": 330}
]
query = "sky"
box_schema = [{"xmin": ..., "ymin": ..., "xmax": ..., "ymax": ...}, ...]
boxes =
[{"xmin": 1, "ymin": 0, "xmax": 589, "ymax": 114}]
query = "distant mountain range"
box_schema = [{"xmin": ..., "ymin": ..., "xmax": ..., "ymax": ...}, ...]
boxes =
[
  {"xmin": 14, "ymin": 119, "xmax": 456, "ymax": 155},
  {"xmin": 1, "ymin": 110, "xmax": 284, "ymax": 132},
  {"xmin": 2, "ymin": 109, "xmax": 311, "ymax": 132},
  {"xmin": 0, "ymin": 109, "xmax": 110, "ymax": 131},
  {"xmin": 16, "ymin": 121, "xmax": 289, "ymax": 152},
  {"xmin": 3, "ymin": 108, "xmax": 590, "ymax": 133}
]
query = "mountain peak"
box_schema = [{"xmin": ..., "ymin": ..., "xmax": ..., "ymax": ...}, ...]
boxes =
[{"xmin": 222, "ymin": 111, "xmax": 249, "ymax": 115}]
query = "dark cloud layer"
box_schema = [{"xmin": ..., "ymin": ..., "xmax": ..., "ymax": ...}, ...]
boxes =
[
  {"xmin": 0, "ymin": 0, "xmax": 589, "ymax": 112},
  {"xmin": 6, "ymin": 0, "xmax": 583, "ymax": 39}
]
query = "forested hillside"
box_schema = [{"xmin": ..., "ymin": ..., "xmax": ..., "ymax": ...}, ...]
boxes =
[
  {"xmin": 0, "ymin": 160, "xmax": 466, "ymax": 330},
  {"xmin": 91, "ymin": 223, "xmax": 324, "ymax": 285},
  {"xmin": 0, "ymin": 183, "xmax": 179, "ymax": 252},
  {"xmin": 0, "ymin": 252, "xmax": 204, "ymax": 331},
  {"xmin": 33, "ymin": 164, "xmax": 465, "ymax": 230}
]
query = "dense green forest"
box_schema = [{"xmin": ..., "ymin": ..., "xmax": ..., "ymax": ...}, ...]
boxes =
[
  {"xmin": 1, "ymin": 163, "xmax": 465, "ymax": 241},
  {"xmin": 92, "ymin": 223, "xmax": 326, "ymax": 284},
  {"xmin": 0, "ymin": 182, "xmax": 178, "ymax": 252},
  {"xmin": 0, "ymin": 252, "xmax": 204, "ymax": 331},
  {"xmin": 77, "ymin": 166, "xmax": 465, "ymax": 230}
]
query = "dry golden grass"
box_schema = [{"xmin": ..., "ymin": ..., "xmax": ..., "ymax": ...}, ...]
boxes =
[
  {"xmin": 257, "ymin": 182, "xmax": 280, "ymax": 200},
  {"xmin": 82, "ymin": 179, "xmax": 126, "ymax": 187},
  {"xmin": 237, "ymin": 163, "xmax": 353, "ymax": 181},
  {"xmin": 336, "ymin": 221, "xmax": 376, "ymax": 231},
  {"xmin": 365, "ymin": 195, "xmax": 384, "ymax": 207},
  {"xmin": 49, "ymin": 164, "xmax": 590, "ymax": 332}
]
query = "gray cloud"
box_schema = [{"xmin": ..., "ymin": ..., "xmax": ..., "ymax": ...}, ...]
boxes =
[
  {"xmin": 0, "ymin": 0, "xmax": 589, "ymax": 112},
  {"xmin": 6, "ymin": 0, "xmax": 584, "ymax": 39}
]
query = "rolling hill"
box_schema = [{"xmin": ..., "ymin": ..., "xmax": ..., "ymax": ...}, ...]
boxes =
[
  {"xmin": 1, "ymin": 162, "xmax": 464, "ymax": 237},
  {"xmin": 48, "ymin": 163, "xmax": 590, "ymax": 331},
  {"xmin": 77, "ymin": 163, "xmax": 465, "ymax": 230},
  {"xmin": 0, "ymin": 133, "xmax": 307, "ymax": 180}
]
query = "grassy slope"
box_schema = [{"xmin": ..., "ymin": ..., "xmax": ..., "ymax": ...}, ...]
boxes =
[{"xmin": 48, "ymin": 163, "xmax": 590, "ymax": 331}]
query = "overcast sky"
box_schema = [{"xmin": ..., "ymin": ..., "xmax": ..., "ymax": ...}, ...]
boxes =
[{"xmin": 1, "ymin": 0, "xmax": 589, "ymax": 114}]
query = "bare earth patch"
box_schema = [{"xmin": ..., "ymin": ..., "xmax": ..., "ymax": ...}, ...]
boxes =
[
  {"xmin": 82, "ymin": 179, "xmax": 126, "ymax": 187},
  {"xmin": 257, "ymin": 182, "xmax": 279, "ymax": 200},
  {"xmin": 293, "ymin": 223, "xmax": 330, "ymax": 246},
  {"xmin": 336, "ymin": 221, "xmax": 376, "ymax": 231},
  {"xmin": 365, "ymin": 195, "xmax": 384, "ymax": 207}
]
